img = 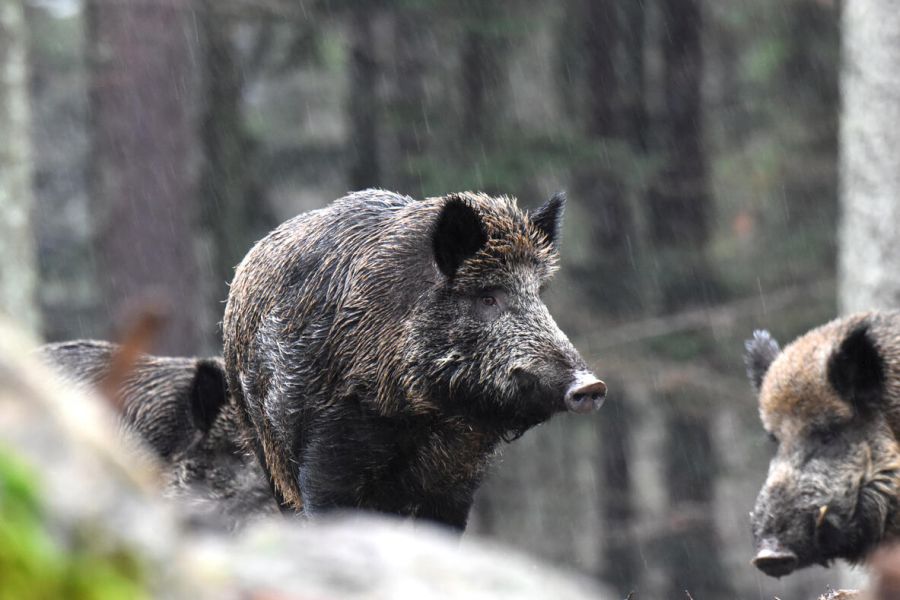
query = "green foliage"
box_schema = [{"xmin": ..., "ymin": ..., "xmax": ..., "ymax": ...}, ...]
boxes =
[
  {"xmin": 0, "ymin": 449, "xmax": 147, "ymax": 600},
  {"xmin": 743, "ymin": 39, "xmax": 788, "ymax": 84}
]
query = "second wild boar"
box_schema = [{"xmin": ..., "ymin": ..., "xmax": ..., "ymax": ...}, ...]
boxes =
[{"xmin": 745, "ymin": 312, "xmax": 900, "ymax": 577}]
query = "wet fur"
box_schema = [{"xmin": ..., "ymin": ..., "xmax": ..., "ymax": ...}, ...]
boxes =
[
  {"xmin": 223, "ymin": 190, "xmax": 588, "ymax": 529},
  {"xmin": 746, "ymin": 312, "xmax": 900, "ymax": 573}
]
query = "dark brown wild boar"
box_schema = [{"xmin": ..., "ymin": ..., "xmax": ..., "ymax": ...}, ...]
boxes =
[
  {"xmin": 744, "ymin": 312, "xmax": 900, "ymax": 577},
  {"xmin": 223, "ymin": 189, "xmax": 607, "ymax": 530}
]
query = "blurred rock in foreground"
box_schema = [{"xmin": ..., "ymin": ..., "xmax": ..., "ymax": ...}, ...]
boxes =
[
  {"xmin": 0, "ymin": 320, "xmax": 611, "ymax": 599},
  {"xmin": 818, "ymin": 589, "xmax": 862, "ymax": 600}
]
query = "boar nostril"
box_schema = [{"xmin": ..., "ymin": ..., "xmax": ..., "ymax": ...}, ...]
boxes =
[
  {"xmin": 752, "ymin": 542, "xmax": 799, "ymax": 578},
  {"xmin": 564, "ymin": 373, "xmax": 607, "ymax": 414}
]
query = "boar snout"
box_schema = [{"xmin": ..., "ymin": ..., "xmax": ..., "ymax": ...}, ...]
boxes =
[
  {"xmin": 752, "ymin": 538, "xmax": 799, "ymax": 578},
  {"xmin": 564, "ymin": 372, "xmax": 607, "ymax": 413}
]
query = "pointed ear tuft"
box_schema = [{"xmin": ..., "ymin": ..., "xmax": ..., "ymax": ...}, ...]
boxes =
[
  {"xmin": 432, "ymin": 197, "xmax": 488, "ymax": 278},
  {"xmin": 827, "ymin": 323, "xmax": 885, "ymax": 409},
  {"xmin": 190, "ymin": 359, "xmax": 228, "ymax": 433},
  {"xmin": 744, "ymin": 330, "xmax": 781, "ymax": 392},
  {"xmin": 531, "ymin": 191, "xmax": 566, "ymax": 249}
]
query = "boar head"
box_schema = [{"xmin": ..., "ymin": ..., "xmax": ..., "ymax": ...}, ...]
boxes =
[{"xmin": 745, "ymin": 322, "xmax": 900, "ymax": 577}]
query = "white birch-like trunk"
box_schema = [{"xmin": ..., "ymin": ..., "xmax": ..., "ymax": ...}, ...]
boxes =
[
  {"xmin": 839, "ymin": 0, "xmax": 900, "ymax": 313},
  {"xmin": 0, "ymin": 0, "xmax": 40, "ymax": 333}
]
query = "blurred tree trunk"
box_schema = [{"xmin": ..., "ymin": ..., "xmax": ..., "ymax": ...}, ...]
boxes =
[
  {"xmin": 838, "ymin": 0, "xmax": 900, "ymax": 313},
  {"xmin": 585, "ymin": 2, "xmax": 618, "ymax": 137},
  {"xmin": 598, "ymin": 393, "xmax": 637, "ymax": 591},
  {"xmin": 0, "ymin": 0, "xmax": 40, "ymax": 333},
  {"xmin": 460, "ymin": 7, "xmax": 505, "ymax": 148},
  {"xmin": 648, "ymin": 0, "xmax": 730, "ymax": 598},
  {"xmin": 384, "ymin": 8, "xmax": 429, "ymax": 197},
  {"xmin": 198, "ymin": 2, "xmax": 266, "ymax": 353},
  {"xmin": 578, "ymin": 1, "xmax": 644, "ymax": 591},
  {"xmin": 620, "ymin": 1, "xmax": 648, "ymax": 151},
  {"xmin": 347, "ymin": 7, "xmax": 381, "ymax": 190},
  {"xmin": 647, "ymin": 0, "xmax": 713, "ymax": 312},
  {"xmin": 575, "ymin": 1, "xmax": 644, "ymax": 317},
  {"xmin": 85, "ymin": 0, "xmax": 200, "ymax": 355}
]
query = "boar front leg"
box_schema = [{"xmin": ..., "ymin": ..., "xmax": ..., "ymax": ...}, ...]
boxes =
[{"xmin": 297, "ymin": 404, "xmax": 402, "ymax": 516}]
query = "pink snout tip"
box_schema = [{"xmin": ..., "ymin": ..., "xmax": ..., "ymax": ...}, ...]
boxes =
[{"xmin": 564, "ymin": 372, "xmax": 607, "ymax": 413}]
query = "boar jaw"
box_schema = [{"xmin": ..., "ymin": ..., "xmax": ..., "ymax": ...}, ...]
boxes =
[{"xmin": 750, "ymin": 438, "xmax": 900, "ymax": 577}]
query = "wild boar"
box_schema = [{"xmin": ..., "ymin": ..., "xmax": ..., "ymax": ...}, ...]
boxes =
[
  {"xmin": 223, "ymin": 189, "xmax": 607, "ymax": 529},
  {"xmin": 745, "ymin": 312, "xmax": 900, "ymax": 577}
]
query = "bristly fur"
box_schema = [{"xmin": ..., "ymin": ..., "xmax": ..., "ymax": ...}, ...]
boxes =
[
  {"xmin": 38, "ymin": 340, "xmax": 229, "ymax": 459},
  {"xmin": 223, "ymin": 189, "xmax": 592, "ymax": 529},
  {"xmin": 38, "ymin": 340, "xmax": 280, "ymax": 527},
  {"xmin": 744, "ymin": 329, "xmax": 781, "ymax": 391},
  {"xmin": 530, "ymin": 191, "xmax": 566, "ymax": 249},
  {"xmin": 747, "ymin": 312, "xmax": 900, "ymax": 577}
]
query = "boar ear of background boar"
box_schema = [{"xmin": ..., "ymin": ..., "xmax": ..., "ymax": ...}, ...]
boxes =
[
  {"xmin": 432, "ymin": 197, "xmax": 488, "ymax": 278},
  {"xmin": 744, "ymin": 329, "xmax": 781, "ymax": 391},
  {"xmin": 827, "ymin": 323, "xmax": 886, "ymax": 409},
  {"xmin": 530, "ymin": 191, "xmax": 566, "ymax": 248},
  {"xmin": 189, "ymin": 359, "xmax": 229, "ymax": 433}
]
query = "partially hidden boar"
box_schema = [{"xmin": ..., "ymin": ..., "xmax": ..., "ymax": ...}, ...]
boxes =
[
  {"xmin": 39, "ymin": 340, "xmax": 228, "ymax": 460},
  {"xmin": 39, "ymin": 340, "xmax": 278, "ymax": 525},
  {"xmin": 745, "ymin": 312, "xmax": 900, "ymax": 577},
  {"xmin": 223, "ymin": 189, "xmax": 607, "ymax": 529}
]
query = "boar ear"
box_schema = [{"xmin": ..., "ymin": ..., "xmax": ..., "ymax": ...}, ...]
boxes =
[
  {"xmin": 531, "ymin": 191, "xmax": 566, "ymax": 249},
  {"xmin": 432, "ymin": 197, "xmax": 488, "ymax": 278},
  {"xmin": 744, "ymin": 330, "xmax": 781, "ymax": 392},
  {"xmin": 190, "ymin": 359, "xmax": 228, "ymax": 433},
  {"xmin": 828, "ymin": 323, "xmax": 885, "ymax": 408}
]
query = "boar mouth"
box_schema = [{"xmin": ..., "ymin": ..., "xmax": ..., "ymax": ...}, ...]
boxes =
[
  {"xmin": 753, "ymin": 527, "xmax": 829, "ymax": 578},
  {"xmin": 510, "ymin": 368, "xmax": 606, "ymax": 415},
  {"xmin": 754, "ymin": 472, "xmax": 899, "ymax": 578},
  {"xmin": 835, "ymin": 470, "xmax": 899, "ymax": 562},
  {"xmin": 818, "ymin": 465, "xmax": 900, "ymax": 566}
]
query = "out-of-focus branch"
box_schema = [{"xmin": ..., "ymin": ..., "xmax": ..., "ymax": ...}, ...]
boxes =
[
  {"xmin": 588, "ymin": 278, "xmax": 835, "ymax": 351},
  {"xmin": 80, "ymin": 0, "xmax": 319, "ymax": 20},
  {"xmin": 99, "ymin": 304, "xmax": 167, "ymax": 412}
]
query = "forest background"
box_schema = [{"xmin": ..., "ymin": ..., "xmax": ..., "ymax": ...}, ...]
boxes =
[{"xmin": 4, "ymin": 0, "xmax": 899, "ymax": 598}]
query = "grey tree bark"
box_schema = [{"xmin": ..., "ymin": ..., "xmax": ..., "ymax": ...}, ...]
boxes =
[
  {"xmin": 0, "ymin": 0, "xmax": 40, "ymax": 333},
  {"xmin": 838, "ymin": 0, "xmax": 900, "ymax": 313}
]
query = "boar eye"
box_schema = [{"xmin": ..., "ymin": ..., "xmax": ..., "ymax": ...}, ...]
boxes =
[
  {"xmin": 472, "ymin": 289, "xmax": 508, "ymax": 320},
  {"xmin": 813, "ymin": 424, "xmax": 842, "ymax": 444},
  {"xmin": 766, "ymin": 431, "xmax": 778, "ymax": 445}
]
